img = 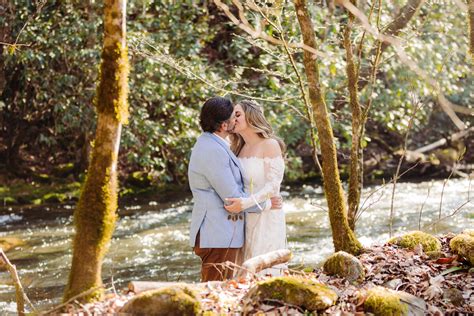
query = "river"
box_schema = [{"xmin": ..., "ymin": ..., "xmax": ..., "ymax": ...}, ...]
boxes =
[{"xmin": 0, "ymin": 178, "xmax": 472, "ymax": 313}]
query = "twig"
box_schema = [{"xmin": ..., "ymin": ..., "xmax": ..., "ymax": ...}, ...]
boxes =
[
  {"xmin": 389, "ymin": 94, "xmax": 423, "ymax": 237},
  {"xmin": 40, "ymin": 285, "xmax": 106, "ymax": 315},
  {"xmin": 337, "ymin": 0, "xmax": 470, "ymax": 129},
  {"xmin": 418, "ymin": 180, "xmax": 433, "ymax": 230},
  {"xmin": 213, "ymin": 0, "xmax": 326, "ymax": 58},
  {"xmin": 426, "ymin": 200, "xmax": 471, "ymax": 229},
  {"xmin": 357, "ymin": 162, "xmax": 421, "ymax": 222},
  {"xmin": 73, "ymin": 300, "xmax": 92, "ymax": 316},
  {"xmin": 438, "ymin": 151, "xmax": 466, "ymax": 222},
  {"xmin": 0, "ymin": 250, "xmax": 36, "ymax": 315},
  {"xmin": 131, "ymin": 39, "xmax": 296, "ymax": 104}
]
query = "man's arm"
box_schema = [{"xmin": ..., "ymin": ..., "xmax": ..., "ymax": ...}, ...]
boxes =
[{"xmin": 202, "ymin": 146, "xmax": 265, "ymax": 213}]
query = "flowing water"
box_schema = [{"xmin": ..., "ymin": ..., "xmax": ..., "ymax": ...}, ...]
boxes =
[{"xmin": 0, "ymin": 178, "xmax": 472, "ymax": 313}]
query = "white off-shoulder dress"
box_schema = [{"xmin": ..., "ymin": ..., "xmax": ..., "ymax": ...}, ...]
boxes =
[{"xmin": 239, "ymin": 156, "xmax": 287, "ymax": 276}]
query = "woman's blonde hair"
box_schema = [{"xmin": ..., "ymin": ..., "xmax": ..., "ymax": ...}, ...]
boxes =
[{"xmin": 230, "ymin": 100, "xmax": 286, "ymax": 156}]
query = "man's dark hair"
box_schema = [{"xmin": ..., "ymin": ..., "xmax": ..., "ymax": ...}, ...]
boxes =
[{"xmin": 199, "ymin": 97, "xmax": 233, "ymax": 133}]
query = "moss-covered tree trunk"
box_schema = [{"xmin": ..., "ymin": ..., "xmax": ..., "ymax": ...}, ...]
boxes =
[
  {"xmin": 64, "ymin": 0, "xmax": 129, "ymax": 302},
  {"xmin": 343, "ymin": 1, "xmax": 363, "ymax": 231},
  {"xmin": 293, "ymin": 0, "xmax": 362, "ymax": 254},
  {"xmin": 469, "ymin": 0, "xmax": 474, "ymax": 61}
]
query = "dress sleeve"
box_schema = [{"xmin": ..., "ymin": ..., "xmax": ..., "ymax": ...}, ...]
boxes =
[{"xmin": 241, "ymin": 157, "xmax": 285, "ymax": 210}]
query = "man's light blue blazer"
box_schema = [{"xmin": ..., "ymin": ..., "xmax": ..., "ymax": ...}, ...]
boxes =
[{"xmin": 188, "ymin": 132, "xmax": 263, "ymax": 248}]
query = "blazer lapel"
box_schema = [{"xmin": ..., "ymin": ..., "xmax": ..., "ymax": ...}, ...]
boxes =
[{"xmin": 206, "ymin": 133, "xmax": 244, "ymax": 178}]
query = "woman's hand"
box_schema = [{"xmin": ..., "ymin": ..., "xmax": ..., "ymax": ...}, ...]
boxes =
[
  {"xmin": 224, "ymin": 198, "xmax": 243, "ymax": 213},
  {"xmin": 271, "ymin": 195, "xmax": 283, "ymax": 209}
]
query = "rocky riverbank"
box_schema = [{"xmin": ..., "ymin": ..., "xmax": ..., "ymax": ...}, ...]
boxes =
[{"xmin": 44, "ymin": 231, "xmax": 473, "ymax": 315}]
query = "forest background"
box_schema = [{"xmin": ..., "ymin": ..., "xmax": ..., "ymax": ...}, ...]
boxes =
[{"xmin": 1, "ymin": 0, "xmax": 473, "ymax": 204}]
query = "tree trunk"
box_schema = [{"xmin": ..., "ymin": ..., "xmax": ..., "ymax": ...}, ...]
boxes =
[
  {"xmin": 293, "ymin": 0, "xmax": 362, "ymax": 254},
  {"xmin": 64, "ymin": 0, "xmax": 129, "ymax": 302},
  {"xmin": 342, "ymin": 0, "xmax": 363, "ymax": 231}
]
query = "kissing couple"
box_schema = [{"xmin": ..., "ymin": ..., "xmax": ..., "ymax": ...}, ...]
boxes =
[{"xmin": 188, "ymin": 96, "xmax": 287, "ymax": 281}]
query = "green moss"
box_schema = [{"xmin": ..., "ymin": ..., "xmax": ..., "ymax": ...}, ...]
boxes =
[
  {"xmin": 52, "ymin": 163, "xmax": 75, "ymax": 177},
  {"xmin": 0, "ymin": 180, "xmax": 81, "ymax": 205},
  {"xmin": 323, "ymin": 251, "xmax": 365, "ymax": 282},
  {"xmin": 245, "ymin": 276, "xmax": 337, "ymax": 312},
  {"xmin": 120, "ymin": 287, "xmax": 201, "ymax": 316},
  {"xmin": 2, "ymin": 197, "xmax": 17, "ymax": 205},
  {"xmin": 95, "ymin": 42, "xmax": 129, "ymax": 124},
  {"xmin": 389, "ymin": 231, "xmax": 441, "ymax": 252},
  {"xmin": 364, "ymin": 287, "xmax": 408, "ymax": 316},
  {"xmin": 450, "ymin": 233, "xmax": 474, "ymax": 265},
  {"xmin": 43, "ymin": 192, "xmax": 67, "ymax": 203}
]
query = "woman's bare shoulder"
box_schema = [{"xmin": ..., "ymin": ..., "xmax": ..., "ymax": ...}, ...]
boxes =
[{"xmin": 261, "ymin": 138, "xmax": 282, "ymax": 157}]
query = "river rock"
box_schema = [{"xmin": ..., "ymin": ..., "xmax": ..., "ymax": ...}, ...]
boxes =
[
  {"xmin": 120, "ymin": 286, "xmax": 201, "ymax": 316},
  {"xmin": 449, "ymin": 230, "xmax": 474, "ymax": 265},
  {"xmin": 0, "ymin": 237, "xmax": 24, "ymax": 252},
  {"xmin": 323, "ymin": 251, "xmax": 365, "ymax": 283},
  {"xmin": 364, "ymin": 286, "xmax": 426, "ymax": 316},
  {"xmin": 243, "ymin": 276, "xmax": 337, "ymax": 312},
  {"xmin": 388, "ymin": 231, "xmax": 441, "ymax": 252}
]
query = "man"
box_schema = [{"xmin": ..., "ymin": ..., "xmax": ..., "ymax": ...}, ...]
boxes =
[{"xmin": 188, "ymin": 97, "xmax": 281, "ymax": 281}]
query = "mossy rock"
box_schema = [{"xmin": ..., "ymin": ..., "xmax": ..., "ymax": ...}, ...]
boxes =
[
  {"xmin": 364, "ymin": 287, "xmax": 408, "ymax": 316},
  {"xmin": 323, "ymin": 251, "xmax": 365, "ymax": 283},
  {"xmin": 450, "ymin": 232, "xmax": 474, "ymax": 265},
  {"xmin": 127, "ymin": 171, "xmax": 151, "ymax": 188},
  {"xmin": 120, "ymin": 286, "xmax": 201, "ymax": 316},
  {"xmin": 0, "ymin": 237, "xmax": 25, "ymax": 252},
  {"xmin": 243, "ymin": 276, "xmax": 337, "ymax": 312},
  {"xmin": 42, "ymin": 192, "xmax": 68, "ymax": 203},
  {"xmin": 34, "ymin": 173, "xmax": 51, "ymax": 183},
  {"xmin": 389, "ymin": 231, "xmax": 441, "ymax": 252},
  {"xmin": 52, "ymin": 163, "xmax": 75, "ymax": 177},
  {"xmin": 2, "ymin": 197, "xmax": 17, "ymax": 205}
]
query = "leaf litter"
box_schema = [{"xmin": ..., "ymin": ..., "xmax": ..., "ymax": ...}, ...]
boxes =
[{"xmin": 64, "ymin": 234, "xmax": 473, "ymax": 315}]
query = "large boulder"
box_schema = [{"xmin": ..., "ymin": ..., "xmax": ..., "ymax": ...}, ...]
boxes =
[
  {"xmin": 243, "ymin": 276, "xmax": 337, "ymax": 312},
  {"xmin": 364, "ymin": 286, "xmax": 426, "ymax": 316},
  {"xmin": 120, "ymin": 286, "xmax": 201, "ymax": 316},
  {"xmin": 389, "ymin": 231, "xmax": 441, "ymax": 252},
  {"xmin": 449, "ymin": 229, "xmax": 474, "ymax": 265},
  {"xmin": 323, "ymin": 251, "xmax": 365, "ymax": 283}
]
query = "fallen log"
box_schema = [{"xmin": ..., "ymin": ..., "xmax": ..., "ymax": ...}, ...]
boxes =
[
  {"xmin": 236, "ymin": 249, "xmax": 292, "ymax": 278},
  {"xmin": 128, "ymin": 281, "xmax": 221, "ymax": 294},
  {"xmin": 414, "ymin": 127, "xmax": 474, "ymax": 154}
]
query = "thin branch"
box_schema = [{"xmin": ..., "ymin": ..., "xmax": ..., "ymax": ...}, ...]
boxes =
[
  {"xmin": 131, "ymin": 39, "xmax": 296, "ymax": 104},
  {"xmin": 389, "ymin": 94, "xmax": 423, "ymax": 237},
  {"xmin": 0, "ymin": 250, "xmax": 36, "ymax": 315},
  {"xmin": 213, "ymin": 0, "xmax": 326, "ymax": 58},
  {"xmin": 338, "ymin": 0, "xmax": 469, "ymax": 130},
  {"xmin": 417, "ymin": 180, "xmax": 433, "ymax": 230}
]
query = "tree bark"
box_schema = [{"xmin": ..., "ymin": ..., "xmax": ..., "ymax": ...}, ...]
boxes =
[
  {"xmin": 293, "ymin": 0, "xmax": 362, "ymax": 255},
  {"xmin": 343, "ymin": 0, "xmax": 363, "ymax": 231},
  {"xmin": 64, "ymin": 0, "xmax": 129, "ymax": 302}
]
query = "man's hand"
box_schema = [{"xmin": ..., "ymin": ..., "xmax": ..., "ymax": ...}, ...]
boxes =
[
  {"xmin": 224, "ymin": 198, "xmax": 243, "ymax": 213},
  {"xmin": 271, "ymin": 195, "xmax": 283, "ymax": 209}
]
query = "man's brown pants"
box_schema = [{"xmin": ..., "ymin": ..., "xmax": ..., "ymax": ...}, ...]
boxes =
[{"xmin": 194, "ymin": 233, "xmax": 239, "ymax": 282}]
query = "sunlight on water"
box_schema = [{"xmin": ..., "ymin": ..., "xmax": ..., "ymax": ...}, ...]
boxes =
[{"xmin": 0, "ymin": 178, "xmax": 472, "ymax": 313}]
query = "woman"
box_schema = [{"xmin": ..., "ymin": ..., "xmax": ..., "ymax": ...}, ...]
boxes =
[{"xmin": 224, "ymin": 99, "xmax": 287, "ymax": 276}]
